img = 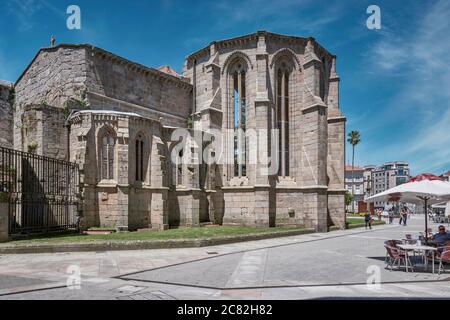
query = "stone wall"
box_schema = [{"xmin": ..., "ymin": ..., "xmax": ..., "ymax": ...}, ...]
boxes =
[
  {"xmin": 0, "ymin": 82, "xmax": 13, "ymax": 149},
  {"xmin": 11, "ymin": 32, "xmax": 345, "ymax": 232},
  {"xmin": 275, "ymin": 189, "xmax": 304, "ymax": 226},
  {"xmin": 221, "ymin": 189, "xmax": 257, "ymax": 226},
  {"xmin": 184, "ymin": 32, "xmax": 343, "ymax": 231},
  {"xmin": 85, "ymin": 46, "xmax": 192, "ymax": 128},
  {"xmin": 15, "ymin": 46, "xmax": 88, "ymax": 110},
  {"xmin": 14, "ymin": 46, "xmax": 87, "ymax": 156},
  {"xmin": 14, "ymin": 44, "xmax": 193, "ymax": 157},
  {"xmin": 19, "ymin": 105, "xmax": 68, "ymax": 158}
]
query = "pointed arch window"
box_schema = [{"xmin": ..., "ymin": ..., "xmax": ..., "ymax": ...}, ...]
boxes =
[
  {"xmin": 177, "ymin": 149, "xmax": 183, "ymax": 186},
  {"xmin": 101, "ymin": 130, "xmax": 115, "ymax": 180},
  {"xmin": 231, "ymin": 65, "xmax": 247, "ymax": 177},
  {"xmin": 135, "ymin": 134, "xmax": 145, "ymax": 182},
  {"xmin": 276, "ymin": 63, "xmax": 290, "ymax": 177}
]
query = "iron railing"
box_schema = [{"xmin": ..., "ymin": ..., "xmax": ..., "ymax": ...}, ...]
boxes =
[{"xmin": 0, "ymin": 146, "xmax": 80, "ymax": 235}]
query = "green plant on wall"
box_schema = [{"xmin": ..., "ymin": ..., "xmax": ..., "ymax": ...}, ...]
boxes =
[
  {"xmin": 80, "ymin": 90, "xmax": 89, "ymax": 108},
  {"xmin": 187, "ymin": 114, "xmax": 193, "ymax": 129},
  {"xmin": 28, "ymin": 141, "xmax": 38, "ymax": 154},
  {"xmin": 63, "ymin": 100, "xmax": 71, "ymax": 118},
  {"xmin": 15, "ymin": 123, "xmax": 29, "ymax": 130},
  {"xmin": 63, "ymin": 91, "xmax": 90, "ymax": 119}
]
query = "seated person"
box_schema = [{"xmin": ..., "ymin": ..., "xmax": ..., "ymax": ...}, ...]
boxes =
[{"xmin": 431, "ymin": 226, "xmax": 450, "ymax": 254}]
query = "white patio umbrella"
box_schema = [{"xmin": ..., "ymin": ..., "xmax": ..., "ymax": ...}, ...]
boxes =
[{"xmin": 365, "ymin": 174, "xmax": 450, "ymax": 239}]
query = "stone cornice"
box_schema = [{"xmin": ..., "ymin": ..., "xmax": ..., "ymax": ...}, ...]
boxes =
[
  {"xmin": 301, "ymin": 103, "xmax": 327, "ymax": 114},
  {"xmin": 172, "ymin": 188, "xmax": 203, "ymax": 192},
  {"xmin": 221, "ymin": 186, "xmax": 255, "ymax": 190},
  {"xmin": 68, "ymin": 110, "xmax": 163, "ymax": 130},
  {"xmin": 90, "ymin": 47, "xmax": 192, "ymax": 91},
  {"xmin": 327, "ymin": 189, "xmax": 347, "ymax": 194},
  {"xmin": 86, "ymin": 91, "xmax": 188, "ymax": 122},
  {"xmin": 329, "ymin": 76, "xmax": 340, "ymax": 83},
  {"xmin": 204, "ymin": 62, "xmax": 221, "ymax": 70},
  {"xmin": 300, "ymin": 185, "xmax": 329, "ymax": 191},
  {"xmin": 327, "ymin": 116, "xmax": 346, "ymax": 124},
  {"xmin": 220, "ymin": 185, "xmax": 330, "ymax": 191},
  {"xmin": 15, "ymin": 44, "xmax": 193, "ymax": 91},
  {"xmin": 186, "ymin": 31, "xmax": 334, "ymax": 63},
  {"xmin": 194, "ymin": 107, "xmax": 223, "ymax": 116}
]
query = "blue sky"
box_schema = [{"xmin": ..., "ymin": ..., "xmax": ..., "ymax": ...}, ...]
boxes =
[{"xmin": 1, "ymin": 0, "xmax": 449, "ymax": 175}]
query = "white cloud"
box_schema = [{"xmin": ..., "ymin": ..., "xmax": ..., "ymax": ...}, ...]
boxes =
[{"xmin": 364, "ymin": 0, "xmax": 450, "ymax": 174}]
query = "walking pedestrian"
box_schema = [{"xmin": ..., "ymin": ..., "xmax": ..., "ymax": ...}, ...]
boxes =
[
  {"xmin": 402, "ymin": 207, "xmax": 408, "ymax": 226},
  {"xmin": 364, "ymin": 212, "xmax": 372, "ymax": 230},
  {"xmin": 388, "ymin": 208, "xmax": 394, "ymax": 224}
]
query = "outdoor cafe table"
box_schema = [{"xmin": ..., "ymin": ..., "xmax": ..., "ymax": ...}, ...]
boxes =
[{"xmin": 397, "ymin": 244, "xmax": 438, "ymax": 274}]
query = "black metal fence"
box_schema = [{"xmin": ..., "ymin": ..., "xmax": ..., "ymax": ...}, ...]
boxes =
[{"xmin": 0, "ymin": 146, "xmax": 80, "ymax": 235}]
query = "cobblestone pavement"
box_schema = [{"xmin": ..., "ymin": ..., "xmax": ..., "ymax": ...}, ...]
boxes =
[{"xmin": 1, "ymin": 216, "xmax": 450, "ymax": 300}]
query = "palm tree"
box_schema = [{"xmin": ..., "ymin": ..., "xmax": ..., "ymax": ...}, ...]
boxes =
[{"xmin": 347, "ymin": 130, "xmax": 361, "ymax": 214}]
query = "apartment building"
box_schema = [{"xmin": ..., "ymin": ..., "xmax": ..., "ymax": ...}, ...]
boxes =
[
  {"xmin": 345, "ymin": 165, "xmax": 365, "ymax": 213},
  {"xmin": 370, "ymin": 161, "xmax": 410, "ymax": 209}
]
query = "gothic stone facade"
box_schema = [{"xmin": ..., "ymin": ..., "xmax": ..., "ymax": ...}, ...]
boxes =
[{"xmin": 6, "ymin": 31, "xmax": 346, "ymax": 232}]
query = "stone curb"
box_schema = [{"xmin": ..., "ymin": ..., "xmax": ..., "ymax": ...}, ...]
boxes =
[
  {"xmin": 0, "ymin": 228, "xmax": 317, "ymax": 254},
  {"xmin": 346, "ymin": 221, "xmax": 386, "ymax": 229}
]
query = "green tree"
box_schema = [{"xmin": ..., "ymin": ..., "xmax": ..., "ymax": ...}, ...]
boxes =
[
  {"xmin": 345, "ymin": 191, "xmax": 353, "ymax": 208},
  {"xmin": 347, "ymin": 130, "xmax": 361, "ymax": 213}
]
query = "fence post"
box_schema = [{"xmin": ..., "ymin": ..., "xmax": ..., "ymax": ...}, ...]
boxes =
[{"xmin": 0, "ymin": 194, "xmax": 9, "ymax": 242}]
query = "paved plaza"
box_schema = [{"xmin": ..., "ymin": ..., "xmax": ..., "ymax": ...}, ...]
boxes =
[{"xmin": 1, "ymin": 215, "xmax": 450, "ymax": 300}]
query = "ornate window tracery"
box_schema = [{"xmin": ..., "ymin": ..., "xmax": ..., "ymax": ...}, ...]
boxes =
[
  {"xmin": 100, "ymin": 129, "xmax": 115, "ymax": 180},
  {"xmin": 229, "ymin": 62, "xmax": 247, "ymax": 177},
  {"xmin": 276, "ymin": 62, "xmax": 291, "ymax": 177},
  {"xmin": 135, "ymin": 134, "xmax": 145, "ymax": 182}
]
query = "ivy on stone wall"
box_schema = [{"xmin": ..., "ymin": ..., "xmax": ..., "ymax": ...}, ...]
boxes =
[
  {"xmin": 63, "ymin": 91, "xmax": 90, "ymax": 119},
  {"xmin": 187, "ymin": 114, "xmax": 193, "ymax": 129},
  {"xmin": 40, "ymin": 100, "xmax": 49, "ymax": 108},
  {"xmin": 27, "ymin": 141, "xmax": 38, "ymax": 154},
  {"xmin": 15, "ymin": 123, "xmax": 29, "ymax": 130}
]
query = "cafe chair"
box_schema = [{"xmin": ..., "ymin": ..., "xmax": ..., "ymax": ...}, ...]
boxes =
[
  {"xmin": 437, "ymin": 247, "xmax": 450, "ymax": 275},
  {"xmin": 384, "ymin": 243, "xmax": 413, "ymax": 272}
]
